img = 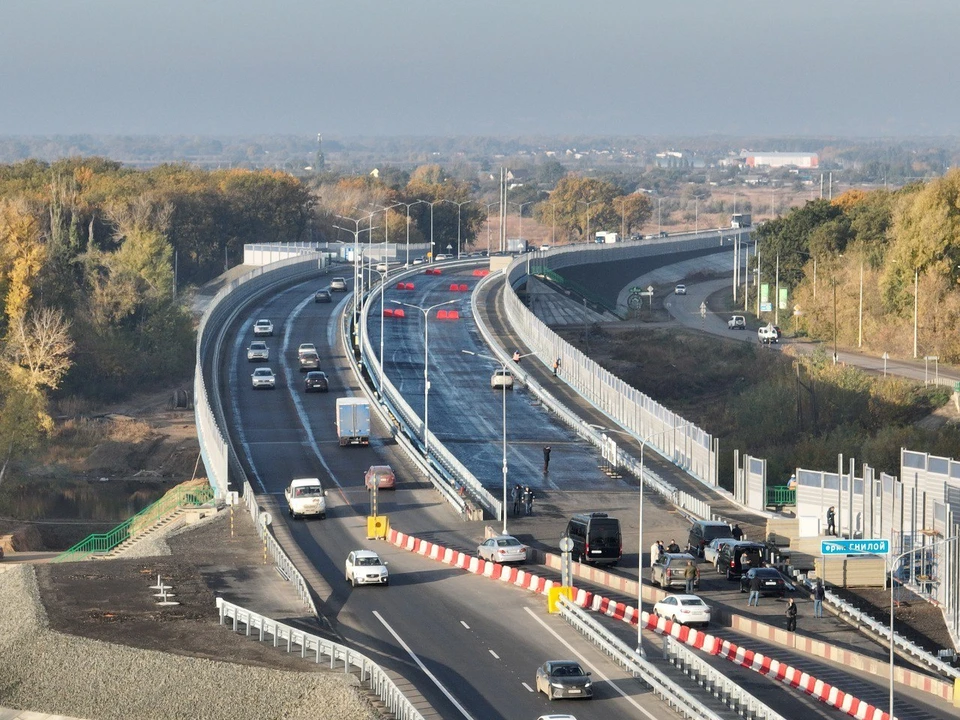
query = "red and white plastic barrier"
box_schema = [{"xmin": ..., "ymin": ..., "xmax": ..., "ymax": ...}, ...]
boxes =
[{"xmin": 386, "ymin": 528, "xmax": 892, "ymax": 720}]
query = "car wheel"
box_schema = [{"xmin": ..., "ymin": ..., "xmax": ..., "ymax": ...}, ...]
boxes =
[
  {"xmin": 548, "ymin": 687, "xmax": 556, "ymax": 701},
  {"xmin": 652, "ymin": 575, "xmax": 660, "ymax": 588},
  {"xmin": 350, "ymin": 576, "xmax": 356, "ymax": 588}
]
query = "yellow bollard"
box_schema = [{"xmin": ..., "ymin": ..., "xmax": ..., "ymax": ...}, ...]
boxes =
[
  {"xmin": 367, "ymin": 515, "xmax": 390, "ymax": 540},
  {"xmin": 547, "ymin": 586, "xmax": 573, "ymax": 613}
]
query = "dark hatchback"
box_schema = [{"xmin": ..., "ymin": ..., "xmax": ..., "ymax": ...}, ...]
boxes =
[
  {"xmin": 315, "ymin": 289, "xmax": 332, "ymax": 303},
  {"xmin": 740, "ymin": 567, "xmax": 786, "ymax": 597},
  {"xmin": 304, "ymin": 371, "xmax": 329, "ymax": 392}
]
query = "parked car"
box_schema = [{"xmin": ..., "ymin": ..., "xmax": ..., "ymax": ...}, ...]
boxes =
[
  {"xmin": 304, "ymin": 371, "xmax": 329, "ymax": 393},
  {"xmin": 653, "ymin": 594, "xmax": 711, "ymax": 627},
  {"xmin": 253, "ymin": 319, "xmax": 273, "ymax": 337},
  {"xmin": 477, "ymin": 535, "xmax": 527, "ymax": 563},
  {"xmin": 491, "ymin": 369, "xmax": 514, "ymax": 390},
  {"xmin": 251, "ymin": 367, "xmax": 276, "ymax": 389},
  {"xmin": 246, "ymin": 341, "xmax": 269, "ymax": 362},
  {"xmin": 345, "ymin": 550, "xmax": 389, "ymax": 587},
  {"xmin": 314, "ymin": 289, "xmax": 332, "ymax": 303},
  {"xmin": 364, "ymin": 464, "xmax": 396, "ymax": 490},
  {"xmin": 687, "ymin": 520, "xmax": 734, "ymax": 558},
  {"xmin": 330, "ymin": 277, "xmax": 348, "ymax": 291},
  {"xmin": 703, "ymin": 537, "xmax": 736, "ymax": 566},
  {"xmin": 728, "ymin": 315, "xmax": 746, "ymax": 330},
  {"xmin": 564, "ymin": 512, "xmax": 622, "ymax": 565},
  {"xmin": 674, "ymin": 284, "xmax": 687, "ymax": 295},
  {"xmin": 650, "ymin": 552, "xmax": 700, "ymax": 590},
  {"xmin": 740, "ymin": 567, "xmax": 786, "ymax": 597},
  {"xmin": 535, "ymin": 661, "xmax": 593, "ymax": 701},
  {"xmin": 716, "ymin": 540, "xmax": 765, "ymax": 579},
  {"xmin": 299, "ymin": 351, "xmax": 320, "ymax": 371}
]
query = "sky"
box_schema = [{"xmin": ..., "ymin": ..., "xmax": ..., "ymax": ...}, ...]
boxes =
[{"xmin": 2, "ymin": 1, "xmax": 959, "ymax": 138}]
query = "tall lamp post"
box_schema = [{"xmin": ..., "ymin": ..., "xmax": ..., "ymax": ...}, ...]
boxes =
[
  {"xmin": 511, "ymin": 201, "xmax": 533, "ymax": 248},
  {"xmin": 588, "ymin": 423, "xmax": 673, "ymax": 658},
  {"xmin": 577, "ymin": 199, "xmax": 598, "ymax": 243},
  {"xmin": 484, "ymin": 201, "xmax": 500, "ymax": 255},
  {"xmin": 887, "ymin": 535, "xmax": 959, "ymax": 720},
  {"xmin": 334, "ymin": 214, "xmax": 378, "ymax": 322},
  {"xmin": 365, "ymin": 267, "xmax": 387, "ymax": 391},
  {"xmin": 391, "ymin": 299, "xmax": 458, "ymax": 456},
  {"xmin": 461, "ymin": 349, "xmax": 534, "ymax": 532},
  {"xmin": 442, "ymin": 199, "xmax": 474, "ymax": 259},
  {"xmin": 395, "ymin": 200, "xmax": 423, "ymax": 267}
]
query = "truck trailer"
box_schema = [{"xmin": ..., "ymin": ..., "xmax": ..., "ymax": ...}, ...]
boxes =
[
  {"xmin": 595, "ymin": 231, "xmax": 620, "ymax": 244},
  {"xmin": 336, "ymin": 397, "xmax": 371, "ymax": 446}
]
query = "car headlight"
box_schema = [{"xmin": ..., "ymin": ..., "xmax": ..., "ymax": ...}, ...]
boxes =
[
  {"xmin": 550, "ymin": 682, "xmax": 564, "ymax": 689},
  {"xmin": 583, "ymin": 681, "xmax": 592, "ymax": 688}
]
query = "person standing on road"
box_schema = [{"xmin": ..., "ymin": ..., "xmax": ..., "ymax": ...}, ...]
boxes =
[
  {"xmin": 650, "ymin": 540, "xmax": 662, "ymax": 566},
  {"xmin": 747, "ymin": 572, "xmax": 761, "ymax": 606},
  {"xmin": 523, "ymin": 486, "xmax": 534, "ymax": 516},
  {"xmin": 740, "ymin": 550, "xmax": 753, "ymax": 573},
  {"xmin": 542, "ymin": 446, "xmax": 551, "ymax": 473},
  {"xmin": 731, "ymin": 524, "xmax": 744, "ymax": 541},
  {"xmin": 683, "ymin": 561, "xmax": 697, "ymax": 594},
  {"xmin": 512, "ymin": 484, "xmax": 522, "ymax": 516},
  {"xmin": 512, "ymin": 350, "xmax": 521, "ymax": 363},
  {"xmin": 813, "ymin": 579, "xmax": 825, "ymax": 618},
  {"xmin": 785, "ymin": 598, "xmax": 798, "ymax": 632},
  {"xmin": 826, "ymin": 506, "xmax": 836, "ymax": 536},
  {"xmin": 667, "ymin": 539, "xmax": 680, "ymax": 553},
  {"xmin": 552, "ymin": 357, "xmax": 561, "ymax": 376}
]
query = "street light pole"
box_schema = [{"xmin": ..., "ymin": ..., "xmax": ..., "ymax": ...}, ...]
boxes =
[
  {"xmin": 442, "ymin": 199, "xmax": 474, "ymax": 259},
  {"xmin": 512, "ymin": 201, "xmax": 532, "ymax": 248},
  {"xmin": 334, "ymin": 215, "xmax": 378, "ymax": 323},
  {"xmin": 484, "ymin": 201, "xmax": 500, "ymax": 255},
  {"xmin": 913, "ymin": 267, "xmax": 919, "ymax": 358},
  {"xmin": 366, "ymin": 267, "xmax": 387, "ymax": 391},
  {"xmin": 577, "ymin": 199, "xmax": 597, "ymax": 243},
  {"xmin": 392, "ymin": 299, "xmax": 458, "ymax": 457}
]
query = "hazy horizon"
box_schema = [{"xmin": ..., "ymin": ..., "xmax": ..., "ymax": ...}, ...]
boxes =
[{"xmin": 4, "ymin": 1, "xmax": 959, "ymax": 138}]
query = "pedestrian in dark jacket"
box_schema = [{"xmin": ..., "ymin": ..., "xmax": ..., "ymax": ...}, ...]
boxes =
[
  {"xmin": 785, "ymin": 598, "xmax": 798, "ymax": 631},
  {"xmin": 813, "ymin": 579, "xmax": 825, "ymax": 618},
  {"xmin": 826, "ymin": 506, "xmax": 836, "ymax": 536},
  {"xmin": 731, "ymin": 524, "xmax": 744, "ymax": 541},
  {"xmin": 523, "ymin": 486, "xmax": 534, "ymax": 516},
  {"xmin": 543, "ymin": 446, "xmax": 551, "ymax": 473},
  {"xmin": 512, "ymin": 484, "xmax": 522, "ymax": 516},
  {"xmin": 667, "ymin": 539, "xmax": 680, "ymax": 553},
  {"xmin": 747, "ymin": 572, "xmax": 761, "ymax": 606}
]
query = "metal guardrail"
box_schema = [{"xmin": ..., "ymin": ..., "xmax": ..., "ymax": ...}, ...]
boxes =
[
  {"xmin": 556, "ymin": 596, "xmax": 733, "ymax": 720},
  {"xmin": 824, "ymin": 586, "xmax": 960, "ymax": 680},
  {"xmin": 357, "ymin": 264, "xmax": 502, "ymax": 520},
  {"xmin": 53, "ymin": 484, "xmax": 215, "ymax": 562},
  {"xmin": 216, "ymin": 598, "xmax": 426, "ymax": 720},
  {"xmin": 242, "ymin": 480, "xmax": 318, "ymax": 617}
]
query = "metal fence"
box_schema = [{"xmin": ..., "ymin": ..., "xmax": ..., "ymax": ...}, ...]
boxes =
[
  {"xmin": 501, "ymin": 243, "xmax": 720, "ymax": 487},
  {"xmin": 217, "ymin": 598, "xmax": 426, "ymax": 720}
]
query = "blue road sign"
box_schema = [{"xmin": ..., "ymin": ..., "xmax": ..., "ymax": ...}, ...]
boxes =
[{"xmin": 821, "ymin": 538, "xmax": 890, "ymax": 555}]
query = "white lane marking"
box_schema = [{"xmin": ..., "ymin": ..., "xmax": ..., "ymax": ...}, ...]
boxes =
[
  {"xmin": 283, "ymin": 293, "xmax": 344, "ymax": 491},
  {"xmin": 489, "ymin": 649, "xmax": 500, "ymax": 660},
  {"xmin": 460, "ymin": 620, "xmax": 470, "ymax": 630},
  {"xmin": 523, "ymin": 606, "xmax": 659, "ymax": 719},
  {"xmin": 373, "ymin": 610, "xmax": 476, "ymax": 720},
  {"xmin": 230, "ymin": 318, "xmax": 267, "ymax": 492},
  {"xmin": 521, "ymin": 682, "xmax": 534, "ymax": 693}
]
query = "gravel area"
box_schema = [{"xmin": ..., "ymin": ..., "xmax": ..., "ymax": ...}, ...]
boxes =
[{"xmin": 0, "ymin": 511, "xmax": 385, "ymax": 720}]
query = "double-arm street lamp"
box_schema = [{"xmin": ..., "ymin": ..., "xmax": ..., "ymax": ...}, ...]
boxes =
[
  {"xmin": 442, "ymin": 199, "xmax": 474, "ymax": 259},
  {"xmin": 365, "ymin": 267, "xmax": 388, "ymax": 391},
  {"xmin": 577, "ymin": 199, "xmax": 598, "ymax": 243},
  {"xmin": 462, "ymin": 349, "xmax": 534, "ymax": 533},
  {"xmin": 391, "ymin": 299, "xmax": 458, "ymax": 456}
]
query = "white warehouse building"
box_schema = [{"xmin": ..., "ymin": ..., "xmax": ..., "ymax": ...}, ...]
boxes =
[{"xmin": 742, "ymin": 151, "xmax": 819, "ymax": 169}]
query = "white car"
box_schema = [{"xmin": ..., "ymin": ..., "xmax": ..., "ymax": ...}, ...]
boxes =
[
  {"xmin": 345, "ymin": 550, "xmax": 389, "ymax": 587},
  {"xmin": 246, "ymin": 341, "xmax": 269, "ymax": 362},
  {"xmin": 674, "ymin": 284, "xmax": 686, "ymax": 295},
  {"xmin": 491, "ymin": 369, "xmax": 514, "ymax": 390},
  {"xmin": 251, "ymin": 367, "xmax": 276, "ymax": 389},
  {"xmin": 728, "ymin": 315, "xmax": 746, "ymax": 330},
  {"xmin": 653, "ymin": 594, "xmax": 711, "ymax": 627},
  {"xmin": 703, "ymin": 538, "xmax": 734, "ymax": 566},
  {"xmin": 376, "ymin": 262, "xmax": 389, "ymax": 274},
  {"xmin": 412, "ymin": 257, "xmax": 424, "ymax": 265},
  {"xmin": 477, "ymin": 535, "xmax": 527, "ymax": 563},
  {"xmin": 435, "ymin": 253, "xmax": 449, "ymax": 261},
  {"xmin": 330, "ymin": 277, "xmax": 348, "ymax": 291},
  {"xmin": 253, "ymin": 319, "xmax": 273, "ymax": 337},
  {"xmin": 758, "ymin": 324, "xmax": 780, "ymax": 344},
  {"xmin": 297, "ymin": 342, "xmax": 317, "ymax": 359}
]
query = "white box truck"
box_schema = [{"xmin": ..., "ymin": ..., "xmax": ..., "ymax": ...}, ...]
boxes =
[
  {"xmin": 336, "ymin": 397, "xmax": 371, "ymax": 446},
  {"xmin": 595, "ymin": 231, "xmax": 620, "ymax": 244}
]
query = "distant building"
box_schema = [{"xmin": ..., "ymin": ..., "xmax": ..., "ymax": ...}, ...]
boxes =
[
  {"xmin": 655, "ymin": 150, "xmax": 705, "ymax": 169},
  {"xmin": 742, "ymin": 151, "xmax": 819, "ymax": 169}
]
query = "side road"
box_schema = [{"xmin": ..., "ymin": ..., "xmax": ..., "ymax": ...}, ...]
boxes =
[{"xmin": 0, "ymin": 510, "xmax": 384, "ymax": 720}]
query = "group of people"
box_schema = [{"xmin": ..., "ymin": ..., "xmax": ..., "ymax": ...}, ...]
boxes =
[
  {"xmin": 511, "ymin": 349, "xmax": 562, "ymax": 378},
  {"xmin": 511, "ymin": 484, "xmax": 535, "ymax": 516},
  {"xmin": 649, "ymin": 538, "xmax": 682, "ymax": 565}
]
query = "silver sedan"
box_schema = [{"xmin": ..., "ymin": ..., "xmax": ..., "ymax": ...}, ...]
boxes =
[{"xmin": 477, "ymin": 535, "xmax": 527, "ymax": 563}]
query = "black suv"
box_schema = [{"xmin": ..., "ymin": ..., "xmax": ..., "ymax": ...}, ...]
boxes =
[
  {"xmin": 687, "ymin": 520, "xmax": 734, "ymax": 558},
  {"xmin": 716, "ymin": 540, "xmax": 765, "ymax": 580}
]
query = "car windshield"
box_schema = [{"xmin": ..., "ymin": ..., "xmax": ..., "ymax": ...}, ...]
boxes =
[
  {"xmin": 356, "ymin": 556, "xmax": 381, "ymax": 566},
  {"xmin": 703, "ymin": 526, "xmax": 733, "ymax": 541},
  {"xmin": 497, "ymin": 538, "xmax": 521, "ymax": 547},
  {"xmin": 679, "ymin": 598, "xmax": 706, "ymax": 607},
  {"xmin": 553, "ymin": 664, "xmax": 584, "ymax": 677},
  {"xmin": 294, "ymin": 486, "xmax": 321, "ymax": 497},
  {"xmin": 254, "ymin": 369, "xmax": 271, "ymax": 376}
]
